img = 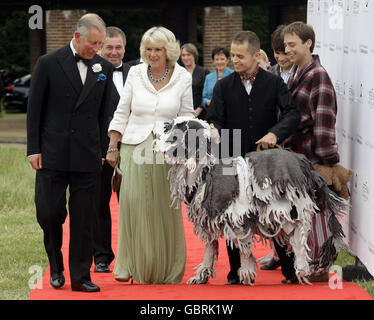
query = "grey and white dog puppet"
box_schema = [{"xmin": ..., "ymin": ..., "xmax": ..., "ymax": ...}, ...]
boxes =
[{"xmin": 153, "ymin": 116, "xmax": 349, "ymax": 285}]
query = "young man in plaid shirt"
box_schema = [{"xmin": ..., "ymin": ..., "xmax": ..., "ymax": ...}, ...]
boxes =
[{"xmin": 276, "ymin": 21, "xmax": 346, "ymax": 283}]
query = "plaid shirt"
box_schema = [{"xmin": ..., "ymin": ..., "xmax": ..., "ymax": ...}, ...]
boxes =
[{"xmin": 285, "ymin": 55, "xmax": 339, "ymax": 165}]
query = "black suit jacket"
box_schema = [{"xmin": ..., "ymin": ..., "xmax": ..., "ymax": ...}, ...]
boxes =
[
  {"xmin": 192, "ymin": 65, "xmax": 210, "ymax": 109},
  {"xmin": 27, "ymin": 44, "xmax": 114, "ymax": 172},
  {"xmin": 206, "ymin": 68, "xmax": 300, "ymax": 157}
]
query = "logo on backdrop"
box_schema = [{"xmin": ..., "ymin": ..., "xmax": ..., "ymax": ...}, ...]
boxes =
[
  {"xmin": 361, "ymin": 181, "xmax": 370, "ymax": 202},
  {"xmin": 369, "ymin": 88, "xmax": 374, "ymax": 108}
]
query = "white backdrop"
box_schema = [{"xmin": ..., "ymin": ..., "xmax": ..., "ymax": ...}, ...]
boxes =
[{"xmin": 307, "ymin": 0, "xmax": 374, "ymax": 276}]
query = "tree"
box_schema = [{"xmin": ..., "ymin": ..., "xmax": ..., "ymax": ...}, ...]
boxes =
[
  {"xmin": 94, "ymin": 8, "xmax": 163, "ymax": 62},
  {"xmin": 0, "ymin": 11, "xmax": 30, "ymax": 78},
  {"xmin": 242, "ymin": 5, "xmax": 270, "ymax": 61}
]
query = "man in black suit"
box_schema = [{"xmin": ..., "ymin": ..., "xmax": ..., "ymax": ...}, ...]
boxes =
[
  {"xmin": 93, "ymin": 26, "xmax": 130, "ymax": 273},
  {"xmin": 27, "ymin": 13, "xmax": 114, "ymax": 292},
  {"xmin": 206, "ymin": 30, "xmax": 300, "ymax": 285}
]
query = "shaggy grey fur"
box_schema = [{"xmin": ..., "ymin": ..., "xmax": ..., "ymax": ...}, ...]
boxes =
[{"xmin": 153, "ymin": 117, "xmax": 349, "ymax": 285}]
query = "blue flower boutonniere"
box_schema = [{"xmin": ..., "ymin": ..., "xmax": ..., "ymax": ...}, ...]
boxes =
[{"xmin": 97, "ymin": 73, "xmax": 107, "ymax": 82}]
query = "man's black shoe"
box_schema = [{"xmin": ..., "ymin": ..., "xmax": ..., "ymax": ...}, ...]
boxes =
[
  {"xmin": 71, "ymin": 281, "xmax": 100, "ymax": 292},
  {"xmin": 94, "ymin": 263, "xmax": 110, "ymax": 273},
  {"xmin": 260, "ymin": 257, "xmax": 281, "ymax": 270},
  {"xmin": 50, "ymin": 272, "xmax": 65, "ymax": 289}
]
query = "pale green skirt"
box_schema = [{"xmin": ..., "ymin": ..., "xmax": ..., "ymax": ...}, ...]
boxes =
[{"xmin": 113, "ymin": 134, "xmax": 186, "ymax": 284}]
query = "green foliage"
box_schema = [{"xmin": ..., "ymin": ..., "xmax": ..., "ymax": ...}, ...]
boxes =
[
  {"xmin": 0, "ymin": 11, "xmax": 30, "ymax": 78},
  {"xmin": 242, "ymin": 5, "xmax": 271, "ymax": 61},
  {"xmin": 93, "ymin": 8, "xmax": 163, "ymax": 62}
]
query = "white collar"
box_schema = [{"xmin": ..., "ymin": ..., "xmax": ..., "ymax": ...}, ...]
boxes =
[
  {"xmin": 70, "ymin": 39, "xmax": 77, "ymax": 56},
  {"xmin": 113, "ymin": 62, "xmax": 123, "ymax": 70}
]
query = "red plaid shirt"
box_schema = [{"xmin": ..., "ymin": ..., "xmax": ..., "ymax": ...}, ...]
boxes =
[{"xmin": 285, "ymin": 55, "xmax": 339, "ymax": 165}]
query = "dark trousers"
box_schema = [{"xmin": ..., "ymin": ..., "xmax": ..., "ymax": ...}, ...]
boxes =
[
  {"xmin": 92, "ymin": 161, "xmax": 117, "ymax": 266},
  {"xmin": 35, "ymin": 169, "xmax": 99, "ymax": 284},
  {"xmin": 273, "ymin": 240, "xmax": 296, "ymax": 280},
  {"xmin": 273, "ymin": 205, "xmax": 298, "ymax": 280},
  {"xmin": 226, "ymin": 206, "xmax": 299, "ymax": 281},
  {"xmin": 226, "ymin": 244, "xmax": 241, "ymax": 281}
]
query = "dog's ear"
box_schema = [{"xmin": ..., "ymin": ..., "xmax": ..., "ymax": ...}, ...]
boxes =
[
  {"xmin": 175, "ymin": 122, "xmax": 188, "ymax": 133},
  {"xmin": 187, "ymin": 120, "xmax": 205, "ymax": 131}
]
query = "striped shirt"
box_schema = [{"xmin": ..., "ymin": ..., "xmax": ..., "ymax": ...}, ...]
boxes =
[{"xmin": 286, "ymin": 55, "xmax": 339, "ymax": 165}]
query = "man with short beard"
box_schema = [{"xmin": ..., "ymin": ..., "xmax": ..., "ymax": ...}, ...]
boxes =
[{"xmin": 278, "ymin": 21, "xmax": 341, "ymax": 284}]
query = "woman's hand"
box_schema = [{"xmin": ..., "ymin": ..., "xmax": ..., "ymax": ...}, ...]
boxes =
[
  {"xmin": 106, "ymin": 130, "xmax": 122, "ymax": 168},
  {"xmin": 195, "ymin": 106, "xmax": 205, "ymax": 118},
  {"xmin": 106, "ymin": 150, "xmax": 120, "ymax": 168}
]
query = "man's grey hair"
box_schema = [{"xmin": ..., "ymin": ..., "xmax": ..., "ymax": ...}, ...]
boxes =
[
  {"xmin": 106, "ymin": 26, "xmax": 126, "ymax": 47},
  {"xmin": 75, "ymin": 13, "xmax": 106, "ymax": 37}
]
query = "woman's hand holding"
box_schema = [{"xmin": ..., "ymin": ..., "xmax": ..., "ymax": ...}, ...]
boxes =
[
  {"xmin": 107, "ymin": 130, "xmax": 122, "ymax": 168},
  {"xmin": 106, "ymin": 149, "xmax": 120, "ymax": 168}
]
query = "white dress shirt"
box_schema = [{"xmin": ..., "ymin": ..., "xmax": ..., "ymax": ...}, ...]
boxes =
[
  {"xmin": 108, "ymin": 62, "xmax": 195, "ymax": 145},
  {"xmin": 280, "ymin": 68, "xmax": 292, "ymax": 84},
  {"xmin": 242, "ymin": 79, "xmax": 253, "ymax": 95},
  {"xmin": 113, "ymin": 63, "xmax": 124, "ymax": 97},
  {"xmin": 70, "ymin": 39, "xmax": 87, "ymax": 85}
]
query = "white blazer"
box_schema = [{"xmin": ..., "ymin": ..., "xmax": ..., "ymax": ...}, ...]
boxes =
[{"xmin": 108, "ymin": 62, "xmax": 195, "ymax": 145}]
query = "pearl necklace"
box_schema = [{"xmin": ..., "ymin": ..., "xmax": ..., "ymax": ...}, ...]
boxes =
[{"xmin": 148, "ymin": 65, "xmax": 169, "ymax": 83}]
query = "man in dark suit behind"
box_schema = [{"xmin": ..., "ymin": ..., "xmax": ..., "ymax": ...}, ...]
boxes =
[
  {"xmin": 27, "ymin": 13, "xmax": 114, "ymax": 292},
  {"xmin": 206, "ymin": 30, "xmax": 300, "ymax": 285},
  {"xmin": 93, "ymin": 26, "xmax": 130, "ymax": 274}
]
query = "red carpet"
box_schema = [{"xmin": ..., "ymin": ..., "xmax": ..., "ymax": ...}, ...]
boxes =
[{"xmin": 29, "ymin": 194, "xmax": 372, "ymax": 300}]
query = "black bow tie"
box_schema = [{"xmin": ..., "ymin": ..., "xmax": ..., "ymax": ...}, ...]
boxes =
[
  {"xmin": 114, "ymin": 65, "xmax": 123, "ymax": 72},
  {"xmin": 74, "ymin": 53, "xmax": 90, "ymax": 66}
]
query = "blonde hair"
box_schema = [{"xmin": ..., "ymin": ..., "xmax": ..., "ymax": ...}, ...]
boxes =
[
  {"xmin": 259, "ymin": 49, "xmax": 269, "ymax": 63},
  {"xmin": 140, "ymin": 26, "xmax": 181, "ymax": 67}
]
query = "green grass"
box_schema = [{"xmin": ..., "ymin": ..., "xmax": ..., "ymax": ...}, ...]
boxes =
[
  {"xmin": 334, "ymin": 250, "xmax": 374, "ymax": 297},
  {"xmin": 0, "ymin": 145, "xmax": 48, "ymax": 300}
]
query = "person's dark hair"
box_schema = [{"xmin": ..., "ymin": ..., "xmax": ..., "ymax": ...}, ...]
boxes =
[
  {"xmin": 282, "ymin": 21, "xmax": 315, "ymax": 53},
  {"xmin": 232, "ymin": 31, "xmax": 260, "ymax": 54},
  {"xmin": 211, "ymin": 46, "xmax": 230, "ymax": 60},
  {"xmin": 271, "ymin": 24, "xmax": 286, "ymax": 53},
  {"xmin": 106, "ymin": 26, "xmax": 126, "ymax": 47}
]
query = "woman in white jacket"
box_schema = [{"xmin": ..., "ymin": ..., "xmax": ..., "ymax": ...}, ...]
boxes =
[{"xmin": 106, "ymin": 26, "xmax": 194, "ymax": 284}]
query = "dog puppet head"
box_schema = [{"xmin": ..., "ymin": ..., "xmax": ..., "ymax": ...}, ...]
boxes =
[{"xmin": 153, "ymin": 116, "xmax": 218, "ymax": 170}]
